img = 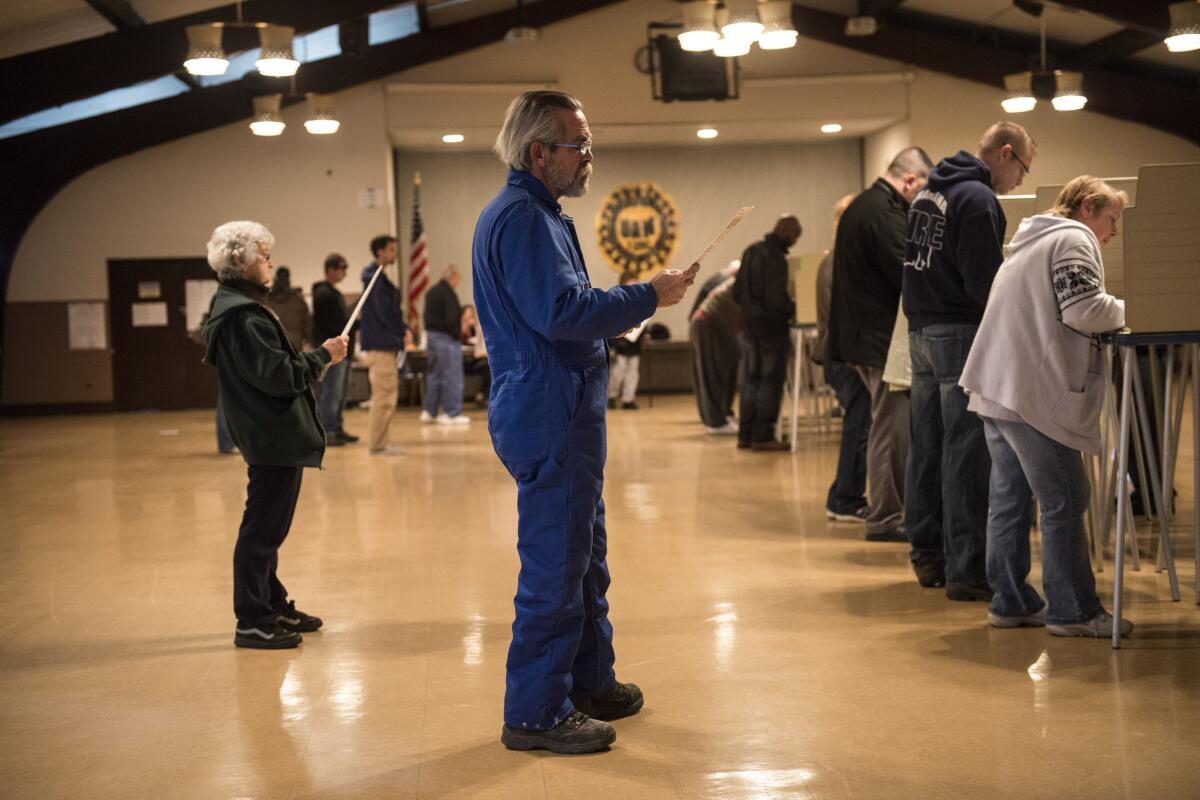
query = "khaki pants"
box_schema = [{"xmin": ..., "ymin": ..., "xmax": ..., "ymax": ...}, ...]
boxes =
[
  {"xmin": 366, "ymin": 350, "xmax": 399, "ymax": 452},
  {"xmin": 854, "ymin": 364, "xmax": 910, "ymax": 535}
]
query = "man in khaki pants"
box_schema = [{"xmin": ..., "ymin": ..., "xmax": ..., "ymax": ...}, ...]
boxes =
[{"xmin": 359, "ymin": 235, "xmax": 412, "ymax": 455}]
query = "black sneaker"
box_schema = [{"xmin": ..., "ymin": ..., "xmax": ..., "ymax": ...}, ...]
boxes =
[
  {"xmin": 325, "ymin": 435, "xmax": 345, "ymax": 447},
  {"xmin": 338, "ymin": 430, "xmax": 360, "ymax": 443},
  {"xmin": 912, "ymin": 556, "xmax": 946, "ymax": 588},
  {"xmin": 277, "ymin": 600, "xmax": 323, "ymax": 633},
  {"xmin": 621, "ymin": 401, "xmax": 639, "ymax": 410},
  {"xmin": 864, "ymin": 527, "xmax": 907, "ymax": 543},
  {"xmin": 234, "ymin": 622, "xmax": 302, "ymax": 649},
  {"xmin": 571, "ymin": 681, "xmax": 644, "ymax": 721},
  {"xmin": 501, "ymin": 711, "xmax": 616, "ymax": 754},
  {"xmin": 946, "ymin": 583, "xmax": 993, "ymax": 602}
]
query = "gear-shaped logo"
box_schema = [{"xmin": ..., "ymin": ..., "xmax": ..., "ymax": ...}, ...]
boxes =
[{"xmin": 595, "ymin": 182, "xmax": 680, "ymax": 281}]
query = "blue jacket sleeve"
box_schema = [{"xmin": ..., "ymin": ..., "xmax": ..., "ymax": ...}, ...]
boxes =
[{"xmin": 498, "ymin": 208, "xmax": 658, "ymax": 341}]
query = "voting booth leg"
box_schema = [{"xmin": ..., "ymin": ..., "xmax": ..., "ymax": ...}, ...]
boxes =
[
  {"xmin": 1194, "ymin": 345, "xmax": 1200, "ymax": 605},
  {"xmin": 1131, "ymin": 354, "xmax": 1181, "ymax": 602},
  {"xmin": 1113, "ymin": 348, "xmax": 1135, "ymax": 648},
  {"xmin": 789, "ymin": 330, "xmax": 802, "ymax": 453}
]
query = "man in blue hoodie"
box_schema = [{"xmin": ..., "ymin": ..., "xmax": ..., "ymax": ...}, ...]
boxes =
[
  {"xmin": 474, "ymin": 91, "xmax": 698, "ymax": 754},
  {"xmin": 901, "ymin": 122, "xmax": 1036, "ymax": 598},
  {"xmin": 360, "ymin": 234, "xmax": 412, "ymax": 455}
]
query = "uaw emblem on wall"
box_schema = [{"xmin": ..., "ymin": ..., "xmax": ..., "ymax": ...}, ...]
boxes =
[{"xmin": 595, "ymin": 182, "xmax": 680, "ymax": 281}]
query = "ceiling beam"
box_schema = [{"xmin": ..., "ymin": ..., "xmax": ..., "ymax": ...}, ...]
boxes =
[
  {"xmin": 0, "ymin": 0, "xmax": 403, "ymax": 125},
  {"xmin": 860, "ymin": 0, "xmax": 907, "ymax": 17},
  {"xmin": 789, "ymin": 4, "xmax": 1199, "ymax": 144},
  {"xmin": 1065, "ymin": 29, "xmax": 1163, "ymax": 69},
  {"xmin": 83, "ymin": 0, "xmax": 148, "ymax": 30},
  {"xmin": 1041, "ymin": 1, "xmax": 1172, "ymax": 36}
]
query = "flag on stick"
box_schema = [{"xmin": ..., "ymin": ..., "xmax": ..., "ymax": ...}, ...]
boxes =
[{"xmin": 407, "ymin": 172, "xmax": 429, "ymax": 328}]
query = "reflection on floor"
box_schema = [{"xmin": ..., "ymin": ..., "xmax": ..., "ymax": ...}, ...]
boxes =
[{"xmin": 0, "ymin": 396, "xmax": 1197, "ymax": 799}]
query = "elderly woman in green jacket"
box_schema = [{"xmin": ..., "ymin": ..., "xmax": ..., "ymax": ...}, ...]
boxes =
[{"xmin": 202, "ymin": 220, "xmax": 348, "ymax": 649}]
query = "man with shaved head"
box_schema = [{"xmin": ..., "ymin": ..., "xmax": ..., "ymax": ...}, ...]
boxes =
[
  {"xmin": 733, "ymin": 214, "xmax": 802, "ymax": 451},
  {"xmin": 902, "ymin": 121, "xmax": 1037, "ymax": 598}
]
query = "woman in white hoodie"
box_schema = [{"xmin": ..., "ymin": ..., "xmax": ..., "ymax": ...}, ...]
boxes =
[{"xmin": 960, "ymin": 176, "xmax": 1131, "ymax": 638}]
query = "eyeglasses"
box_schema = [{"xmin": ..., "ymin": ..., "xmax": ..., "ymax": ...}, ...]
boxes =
[
  {"xmin": 1011, "ymin": 148, "xmax": 1031, "ymax": 175},
  {"xmin": 550, "ymin": 139, "xmax": 592, "ymax": 157}
]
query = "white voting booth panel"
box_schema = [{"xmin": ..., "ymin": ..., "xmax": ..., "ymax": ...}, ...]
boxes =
[
  {"xmin": 1032, "ymin": 177, "xmax": 1138, "ymax": 299},
  {"xmin": 1123, "ymin": 163, "xmax": 1200, "ymax": 334},
  {"xmin": 998, "ymin": 194, "xmax": 1036, "ymax": 248}
]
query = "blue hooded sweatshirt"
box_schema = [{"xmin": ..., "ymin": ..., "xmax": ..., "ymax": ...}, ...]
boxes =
[
  {"xmin": 358, "ymin": 262, "xmax": 409, "ymax": 351},
  {"xmin": 902, "ymin": 150, "xmax": 1006, "ymax": 330}
]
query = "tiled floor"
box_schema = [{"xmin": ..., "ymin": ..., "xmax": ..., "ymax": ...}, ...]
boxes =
[{"xmin": 1, "ymin": 397, "xmax": 1197, "ymax": 799}]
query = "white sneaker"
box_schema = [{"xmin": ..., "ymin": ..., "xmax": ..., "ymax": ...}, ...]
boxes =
[
  {"xmin": 419, "ymin": 410, "xmax": 436, "ymax": 424},
  {"xmin": 369, "ymin": 444, "xmax": 406, "ymax": 456},
  {"xmin": 1048, "ymin": 612, "xmax": 1133, "ymax": 638},
  {"xmin": 436, "ymin": 413, "xmax": 470, "ymax": 426},
  {"xmin": 705, "ymin": 421, "xmax": 739, "ymax": 435}
]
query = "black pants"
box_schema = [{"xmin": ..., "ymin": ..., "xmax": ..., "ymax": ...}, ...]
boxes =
[
  {"xmin": 738, "ymin": 334, "xmax": 789, "ymax": 444},
  {"xmin": 824, "ymin": 360, "xmax": 870, "ymax": 514},
  {"xmin": 234, "ymin": 464, "xmax": 303, "ymax": 629},
  {"xmin": 691, "ymin": 319, "xmax": 741, "ymax": 428}
]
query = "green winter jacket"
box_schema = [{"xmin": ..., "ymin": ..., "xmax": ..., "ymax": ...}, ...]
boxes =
[{"xmin": 202, "ymin": 281, "xmax": 331, "ymax": 467}]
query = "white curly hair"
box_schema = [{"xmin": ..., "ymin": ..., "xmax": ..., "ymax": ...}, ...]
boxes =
[{"xmin": 206, "ymin": 220, "xmax": 274, "ymax": 282}]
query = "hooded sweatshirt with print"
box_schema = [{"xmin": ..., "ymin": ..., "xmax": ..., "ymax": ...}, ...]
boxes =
[
  {"xmin": 902, "ymin": 151, "xmax": 1006, "ymax": 331},
  {"xmin": 959, "ymin": 214, "xmax": 1124, "ymax": 454}
]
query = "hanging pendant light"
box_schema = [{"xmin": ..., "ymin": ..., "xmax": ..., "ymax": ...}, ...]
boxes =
[
  {"xmin": 249, "ymin": 94, "xmax": 286, "ymax": 136},
  {"xmin": 1050, "ymin": 70, "xmax": 1087, "ymax": 111},
  {"xmin": 303, "ymin": 94, "xmax": 340, "ymax": 135},
  {"xmin": 1166, "ymin": 1, "xmax": 1200, "ymax": 52},
  {"xmin": 1001, "ymin": 71, "xmax": 1037, "ymax": 113},
  {"xmin": 757, "ymin": 1, "xmax": 798, "ymax": 50},
  {"xmin": 721, "ymin": 0, "xmax": 764, "ymax": 44},
  {"xmin": 678, "ymin": 1, "xmax": 720, "ymax": 52},
  {"xmin": 256, "ymin": 24, "xmax": 299, "ymax": 77},
  {"xmin": 183, "ymin": 24, "xmax": 228, "ymax": 76}
]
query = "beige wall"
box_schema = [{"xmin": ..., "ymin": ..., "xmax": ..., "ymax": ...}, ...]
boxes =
[
  {"xmin": 863, "ymin": 119, "xmax": 914, "ymax": 187},
  {"xmin": 396, "ymin": 141, "xmax": 862, "ymax": 340}
]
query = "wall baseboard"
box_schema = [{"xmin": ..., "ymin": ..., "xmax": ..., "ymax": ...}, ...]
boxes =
[{"xmin": 1, "ymin": 402, "xmax": 116, "ymax": 417}]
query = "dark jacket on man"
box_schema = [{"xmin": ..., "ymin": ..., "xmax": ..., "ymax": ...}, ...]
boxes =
[
  {"xmin": 202, "ymin": 280, "xmax": 330, "ymax": 468},
  {"xmin": 359, "ymin": 263, "xmax": 409, "ymax": 351},
  {"xmin": 827, "ymin": 179, "xmax": 909, "ymax": 368},
  {"xmin": 423, "ymin": 278, "xmax": 462, "ymax": 338},
  {"xmin": 902, "ymin": 150, "xmax": 1006, "ymax": 331},
  {"xmin": 312, "ymin": 280, "xmax": 356, "ymax": 351},
  {"xmin": 733, "ymin": 232, "xmax": 794, "ymax": 338}
]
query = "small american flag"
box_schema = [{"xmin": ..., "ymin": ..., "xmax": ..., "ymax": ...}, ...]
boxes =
[{"xmin": 407, "ymin": 172, "xmax": 429, "ymax": 328}]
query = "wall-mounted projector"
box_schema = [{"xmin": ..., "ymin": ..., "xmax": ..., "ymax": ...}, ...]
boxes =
[{"xmin": 844, "ymin": 16, "xmax": 879, "ymax": 37}]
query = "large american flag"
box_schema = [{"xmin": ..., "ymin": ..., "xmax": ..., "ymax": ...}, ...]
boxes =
[{"xmin": 407, "ymin": 172, "xmax": 429, "ymax": 328}]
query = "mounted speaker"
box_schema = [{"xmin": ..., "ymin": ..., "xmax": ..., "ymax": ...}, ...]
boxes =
[{"xmin": 647, "ymin": 29, "xmax": 739, "ymax": 103}]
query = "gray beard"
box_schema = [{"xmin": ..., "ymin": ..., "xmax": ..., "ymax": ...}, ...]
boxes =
[{"xmin": 549, "ymin": 163, "xmax": 591, "ymax": 199}]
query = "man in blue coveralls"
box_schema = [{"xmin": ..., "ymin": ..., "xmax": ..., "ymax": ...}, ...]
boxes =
[{"xmin": 473, "ymin": 91, "xmax": 699, "ymax": 754}]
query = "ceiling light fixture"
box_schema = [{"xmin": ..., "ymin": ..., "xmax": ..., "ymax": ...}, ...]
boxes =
[
  {"xmin": 678, "ymin": 1, "xmax": 720, "ymax": 52},
  {"xmin": 303, "ymin": 94, "xmax": 339, "ymax": 135},
  {"xmin": 820, "ymin": 123, "xmax": 843, "ymax": 134},
  {"xmin": 757, "ymin": 1, "xmax": 799, "ymax": 50},
  {"xmin": 697, "ymin": 128, "xmax": 719, "ymax": 139},
  {"xmin": 721, "ymin": 0, "xmax": 765, "ymax": 42},
  {"xmin": 1166, "ymin": 1, "xmax": 1200, "ymax": 52},
  {"xmin": 713, "ymin": 36, "xmax": 752, "ymax": 57},
  {"xmin": 442, "ymin": 133, "xmax": 465, "ymax": 143},
  {"xmin": 1050, "ymin": 70, "xmax": 1087, "ymax": 111},
  {"xmin": 256, "ymin": 24, "xmax": 299, "ymax": 77},
  {"xmin": 249, "ymin": 94, "xmax": 285, "ymax": 136},
  {"xmin": 505, "ymin": 0, "xmax": 541, "ymax": 44},
  {"xmin": 1001, "ymin": 71, "xmax": 1037, "ymax": 113},
  {"xmin": 183, "ymin": 24, "xmax": 229, "ymax": 76}
]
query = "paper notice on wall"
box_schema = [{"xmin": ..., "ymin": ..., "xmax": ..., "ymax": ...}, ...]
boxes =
[
  {"xmin": 68, "ymin": 302, "xmax": 107, "ymax": 350},
  {"xmin": 185, "ymin": 279, "xmax": 218, "ymax": 331},
  {"xmin": 132, "ymin": 301, "xmax": 168, "ymax": 327}
]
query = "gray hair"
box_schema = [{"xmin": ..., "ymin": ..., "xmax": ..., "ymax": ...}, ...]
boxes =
[
  {"xmin": 493, "ymin": 91, "xmax": 583, "ymax": 171},
  {"xmin": 206, "ymin": 220, "xmax": 274, "ymax": 283},
  {"xmin": 887, "ymin": 147, "xmax": 933, "ymax": 180}
]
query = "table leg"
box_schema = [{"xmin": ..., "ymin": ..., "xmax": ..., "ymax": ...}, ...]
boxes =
[{"xmin": 1132, "ymin": 356, "xmax": 1181, "ymax": 602}]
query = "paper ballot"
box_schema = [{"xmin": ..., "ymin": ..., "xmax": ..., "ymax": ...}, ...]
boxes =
[
  {"xmin": 692, "ymin": 206, "xmax": 754, "ymax": 266},
  {"xmin": 624, "ymin": 320, "xmax": 648, "ymax": 343}
]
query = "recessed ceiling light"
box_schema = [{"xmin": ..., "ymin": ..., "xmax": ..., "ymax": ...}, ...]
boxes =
[
  {"xmin": 697, "ymin": 128, "xmax": 719, "ymax": 139},
  {"xmin": 820, "ymin": 123, "xmax": 843, "ymax": 134},
  {"xmin": 442, "ymin": 133, "xmax": 465, "ymax": 143}
]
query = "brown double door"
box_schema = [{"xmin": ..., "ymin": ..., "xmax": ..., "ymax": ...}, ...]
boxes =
[{"xmin": 107, "ymin": 258, "xmax": 217, "ymax": 411}]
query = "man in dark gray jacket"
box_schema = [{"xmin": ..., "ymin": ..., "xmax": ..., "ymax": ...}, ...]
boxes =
[{"xmin": 828, "ymin": 147, "xmax": 932, "ymax": 541}]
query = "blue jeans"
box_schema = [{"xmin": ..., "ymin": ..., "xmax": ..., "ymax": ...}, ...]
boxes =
[
  {"xmin": 983, "ymin": 417, "xmax": 1104, "ymax": 624},
  {"xmin": 824, "ymin": 361, "xmax": 869, "ymax": 514},
  {"xmin": 317, "ymin": 358, "xmax": 350, "ymax": 435},
  {"xmin": 905, "ymin": 324, "xmax": 989, "ymax": 586},
  {"xmin": 424, "ymin": 331, "xmax": 464, "ymax": 417}
]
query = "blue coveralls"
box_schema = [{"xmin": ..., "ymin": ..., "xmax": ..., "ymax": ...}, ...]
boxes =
[{"xmin": 472, "ymin": 170, "xmax": 658, "ymax": 730}]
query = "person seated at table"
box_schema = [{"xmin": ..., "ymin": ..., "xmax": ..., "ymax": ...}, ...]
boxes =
[
  {"xmin": 461, "ymin": 304, "xmax": 490, "ymax": 405},
  {"xmin": 960, "ymin": 176, "xmax": 1132, "ymax": 638}
]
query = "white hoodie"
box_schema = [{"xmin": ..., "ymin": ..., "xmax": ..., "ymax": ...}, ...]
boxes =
[{"xmin": 960, "ymin": 214, "xmax": 1124, "ymax": 454}]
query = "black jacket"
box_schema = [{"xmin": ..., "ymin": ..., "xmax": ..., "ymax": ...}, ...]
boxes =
[
  {"xmin": 827, "ymin": 179, "xmax": 908, "ymax": 367},
  {"xmin": 312, "ymin": 280, "xmax": 356, "ymax": 353},
  {"xmin": 902, "ymin": 150, "xmax": 1006, "ymax": 330},
  {"xmin": 423, "ymin": 279, "xmax": 462, "ymax": 338},
  {"xmin": 202, "ymin": 281, "xmax": 330, "ymax": 467},
  {"xmin": 733, "ymin": 232, "xmax": 794, "ymax": 338}
]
